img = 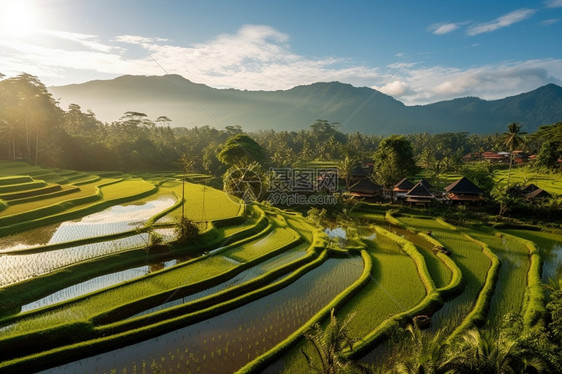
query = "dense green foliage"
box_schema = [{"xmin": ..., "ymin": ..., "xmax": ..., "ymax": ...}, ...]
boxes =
[
  {"xmin": 372, "ymin": 135, "xmax": 418, "ymax": 192},
  {"xmin": 2, "ymin": 74, "xmax": 561, "ymax": 181}
]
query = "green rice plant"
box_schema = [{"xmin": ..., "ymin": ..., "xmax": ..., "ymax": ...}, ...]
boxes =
[
  {"xmin": 158, "ymin": 182, "xmax": 243, "ymax": 223},
  {"xmin": 222, "ymin": 227, "xmax": 299, "ymax": 262},
  {"xmin": 397, "ymin": 216, "xmax": 491, "ymax": 333},
  {"xmin": 384, "ymin": 210, "xmax": 405, "ymax": 228},
  {"xmin": 494, "ymin": 168, "xmax": 562, "ymax": 195},
  {"xmin": 0, "ymin": 214, "xmax": 276, "ymax": 335},
  {"xmin": 0, "ymin": 252, "xmax": 364, "ymax": 374},
  {"xmin": 418, "ymin": 232, "xmax": 464, "ymax": 298},
  {"xmin": 0, "ymin": 180, "xmax": 47, "ymax": 194},
  {"xmin": 335, "ymin": 231, "xmax": 427, "ymax": 340},
  {"xmin": 71, "ymin": 175, "xmax": 102, "ymax": 186},
  {"xmin": 238, "ymin": 250, "xmax": 372, "ymax": 374},
  {"xmin": 503, "ymin": 229, "xmax": 562, "ymax": 282},
  {"xmin": 500, "ymin": 232, "xmax": 546, "ymax": 328},
  {"xmin": 128, "ymin": 242, "xmax": 312, "ymax": 320},
  {"xmin": 0, "ymin": 179, "xmax": 158, "ymax": 236},
  {"xmin": 447, "ymin": 234, "xmax": 500, "ymax": 342},
  {"xmin": 0, "ymin": 196, "xmax": 176, "ymax": 253},
  {"xmin": 0, "ymin": 176, "xmax": 34, "ymax": 185},
  {"xmin": 0, "ymin": 178, "xmax": 117, "ymax": 217},
  {"xmin": 376, "ymin": 227, "xmax": 436, "ymax": 293},
  {"xmin": 0, "ymin": 234, "xmax": 152, "ymax": 287},
  {"xmin": 0, "ymin": 254, "xmax": 237, "ymax": 338},
  {"xmin": 469, "ymin": 228, "xmax": 529, "ymax": 329}
]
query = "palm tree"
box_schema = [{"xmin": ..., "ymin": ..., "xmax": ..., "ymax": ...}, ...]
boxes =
[
  {"xmin": 444, "ymin": 328, "xmax": 546, "ymax": 374},
  {"xmin": 301, "ymin": 309, "xmax": 370, "ymax": 374},
  {"xmin": 502, "ymin": 122, "xmax": 527, "ymax": 186},
  {"xmin": 337, "ymin": 156, "xmax": 358, "ymax": 191},
  {"xmin": 391, "ymin": 325, "xmax": 450, "ymax": 374}
]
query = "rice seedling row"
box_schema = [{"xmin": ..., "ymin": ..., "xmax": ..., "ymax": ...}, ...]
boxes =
[
  {"xmin": 20, "ymin": 259, "xmax": 179, "ymax": 313},
  {"xmin": 503, "ymin": 229, "xmax": 562, "ymax": 283},
  {"xmin": 469, "ymin": 228, "xmax": 529, "ymax": 330},
  {"xmin": 129, "ymin": 242, "xmax": 311, "ymax": 319},
  {"xmin": 45, "ymin": 196, "xmax": 176, "ymax": 244},
  {"xmin": 338, "ymin": 232, "xmax": 427, "ymax": 338},
  {"xmin": 0, "ymin": 178, "xmax": 118, "ymax": 217},
  {"xmin": 375, "ymin": 223, "xmax": 452, "ymax": 289},
  {"xmin": 221, "ymin": 227, "xmax": 299, "ymax": 262},
  {"xmin": 43, "ymin": 256, "xmax": 364, "ymax": 374},
  {"xmin": 396, "ymin": 216, "xmax": 491, "ymax": 333},
  {"xmin": 0, "ymin": 219, "xmax": 291, "ymax": 337},
  {"xmin": 160, "ymin": 181, "xmax": 243, "ymax": 222},
  {"xmin": 0, "ymin": 234, "xmax": 152, "ymax": 287}
]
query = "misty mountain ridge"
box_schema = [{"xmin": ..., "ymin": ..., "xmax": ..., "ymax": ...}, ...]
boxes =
[{"xmin": 49, "ymin": 75, "xmax": 562, "ymax": 134}]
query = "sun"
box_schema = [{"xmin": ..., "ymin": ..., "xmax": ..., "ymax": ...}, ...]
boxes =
[{"xmin": 0, "ymin": 1, "xmax": 38, "ymax": 35}]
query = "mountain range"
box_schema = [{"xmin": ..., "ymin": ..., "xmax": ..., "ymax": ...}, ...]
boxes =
[{"xmin": 48, "ymin": 75, "xmax": 562, "ymax": 134}]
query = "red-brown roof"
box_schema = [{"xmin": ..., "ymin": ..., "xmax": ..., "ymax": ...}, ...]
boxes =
[{"xmin": 446, "ymin": 194, "xmax": 484, "ymax": 201}]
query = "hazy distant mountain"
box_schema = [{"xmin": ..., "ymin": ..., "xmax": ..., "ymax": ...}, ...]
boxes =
[{"xmin": 49, "ymin": 75, "xmax": 562, "ymax": 134}]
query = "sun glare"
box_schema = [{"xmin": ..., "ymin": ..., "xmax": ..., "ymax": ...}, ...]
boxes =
[{"xmin": 0, "ymin": 1, "xmax": 38, "ymax": 35}]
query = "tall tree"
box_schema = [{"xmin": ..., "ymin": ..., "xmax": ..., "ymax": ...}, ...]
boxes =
[
  {"xmin": 535, "ymin": 141, "xmax": 561, "ymax": 171},
  {"xmin": 0, "ymin": 119, "xmax": 18, "ymax": 160},
  {"xmin": 336, "ymin": 155, "xmax": 358, "ymax": 191},
  {"xmin": 372, "ymin": 135, "xmax": 418, "ymax": 198},
  {"xmin": 502, "ymin": 122, "xmax": 527, "ymax": 185},
  {"xmin": 218, "ymin": 134, "xmax": 265, "ymax": 167}
]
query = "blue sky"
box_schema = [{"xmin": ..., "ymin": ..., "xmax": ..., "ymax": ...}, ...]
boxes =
[{"xmin": 1, "ymin": 0, "xmax": 561, "ymax": 104}]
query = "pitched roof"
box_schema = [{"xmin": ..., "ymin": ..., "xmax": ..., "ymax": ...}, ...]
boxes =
[
  {"xmin": 394, "ymin": 177, "xmax": 414, "ymax": 190},
  {"xmin": 521, "ymin": 183, "xmax": 539, "ymax": 194},
  {"xmin": 406, "ymin": 182, "xmax": 434, "ymax": 198},
  {"xmin": 444, "ymin": 177, "xmax": 483, "ymax": 194},
  {"xmin": 525, "ymin": 188, "xmax": 551, "ymax": 199},
  {"xmin": 350, "ymin": 166, "xmax": 369, "ymax": 177},
  {"xmin": 349, "ymin": 178, "xmax": 382, "ymax": 194},
  {"xmin": 419, "ymin": 178, "xmax": 433, "ymax": 189}
]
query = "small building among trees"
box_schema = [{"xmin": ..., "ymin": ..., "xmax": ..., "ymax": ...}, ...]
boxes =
[
  {"xmin": 405, "ymin": 181, "xmax": 435, "ymax": 207},
  {"xmin": 393, "ymin": 177, "xmax": 415, "ymax": 196},
  {"xmin": 349, "ymin": 178, "xmax": 383, "ymax": 199},
  {"xmin": 443, "ymin": 177, "xmax": 485, "ymax": 204}
]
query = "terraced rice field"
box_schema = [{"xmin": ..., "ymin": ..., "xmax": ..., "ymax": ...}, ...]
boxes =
[{"xmin": 0, "ymin": 161, "xmax": 560, "ymax": 373}]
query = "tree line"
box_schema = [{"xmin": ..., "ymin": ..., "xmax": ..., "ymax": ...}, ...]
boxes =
[{"xmin": 1, "ymin": 73, "xmax": 560, "ymax": 176}]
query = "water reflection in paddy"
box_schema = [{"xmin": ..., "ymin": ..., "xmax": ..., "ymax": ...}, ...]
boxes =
[
  {"xmin": 21, "ymin": 259, "xmax": 179, "ymax": 313},
  {"xmin": 45, "ymin": 256, "xmax": 364, "ymax": 374},
  {"xmin": 0, "ymin": 196, "xmax": 176, "ymax": 252}
]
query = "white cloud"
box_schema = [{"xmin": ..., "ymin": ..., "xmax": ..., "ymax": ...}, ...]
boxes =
[
  {"xmin": 429, "ymin": 22, "xmax": 460, "ymax": 35},
  {"xmin": 1, "ymin": 24, "xmax": 561, "ymax": 107},
  {"xmin": 545, "ymin": 0, "xmax": 562, "ymax": 8},
  {"xmin": 383, "ymin": 59, "xmax": 562, "ymax": 105},
  {"xmin": 40, "ymin": 30, "xmax": 121, "ymax": 53},
  {"xmin": 115, "ymin": 35, "xmax": 169, "ymax": 44},
  {"xmin": 377, "ymin": 80, "xmax": 409, "ymax": 96},
  {"xmin": 541, "ymin": 18, "xmax": 560, "ymax": 25},
  {"xmin": 467, "ymin": 8, "xmax": 537, "ymax": 35}
]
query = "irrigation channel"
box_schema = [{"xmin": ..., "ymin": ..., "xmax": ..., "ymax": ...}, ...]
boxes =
[{"xmin": 41, "ymin": 256, "xmax": 364, "ymax": 374}]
